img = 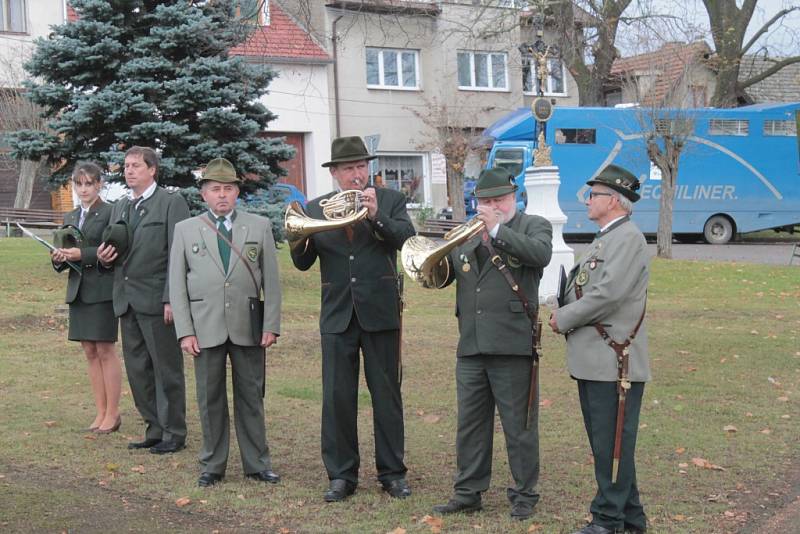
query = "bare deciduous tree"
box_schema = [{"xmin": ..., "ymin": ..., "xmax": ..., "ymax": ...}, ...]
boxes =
[
  {"xmin": 0, "ymin": 46, "xmax": 49, "ymax": 209},
  {"xmin": 702, "ymin": 0, "xmax": 800, "ymax": 107}
]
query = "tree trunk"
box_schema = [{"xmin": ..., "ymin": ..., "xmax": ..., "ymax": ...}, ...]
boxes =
[
  {"xmin": 656, "ymin": 167, "xmax": 675, "ymax": 259},
  {"xmin": 13, "ymin": 159, "xmax": 42, "ymax": 209},
  {"xmin": 447, "ymin": 169, "xmax": 466, "ymax": 222}
]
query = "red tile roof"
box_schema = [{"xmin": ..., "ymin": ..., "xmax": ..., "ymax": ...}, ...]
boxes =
[
  {"xmin": 231, "ymin": 1, "xmax": 330, "ymax": 63},
  {"xmin": 610, "ymin": 41, "xmax": 713, "ymax": 105}
]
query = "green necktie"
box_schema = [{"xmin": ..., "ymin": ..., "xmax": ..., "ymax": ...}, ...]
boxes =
[{"xmin": 216, "ymin": 215, "xmax": 232, "ymax": 273}]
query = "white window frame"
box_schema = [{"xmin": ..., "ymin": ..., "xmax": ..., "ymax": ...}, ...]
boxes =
[
  {"xmin": 0, "ymin": 0, "xmax": 27, "ymax": 33},
  {"xmin": 370, "ymin": 152, "xmax": 429, "ymax": 208},
  {"xmin": 523, "ymin": 56, "xmax": 567, "ymax": 97},
  {"xmin": 709, "ymin": 119, "xmax": 749, "ymax": 136},
  {"xmin": 365, "ymin": 47, "xmax": 421, "ymax": 91},
  {"xmin": 763, "ymin": 119, "xmax": 797, "ymax": 137},
  {"xmin": 457, "ymin": 51, "xmax": 509, "ymax": 92}
]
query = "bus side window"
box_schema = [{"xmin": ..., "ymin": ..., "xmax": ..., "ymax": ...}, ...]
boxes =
[{"xmin": 555, "ymin": 128, "xmax": 595, "ymax": 144}]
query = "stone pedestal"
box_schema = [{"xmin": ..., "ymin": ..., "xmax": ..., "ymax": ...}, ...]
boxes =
[{"xmin": 524, "ymin": 165, "xmax": 574, "ymax": 304}]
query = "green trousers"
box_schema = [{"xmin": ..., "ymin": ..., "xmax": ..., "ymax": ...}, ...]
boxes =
[
  {"xmin": 194, "ymin": 340, "xmax": 272, "ymax": 476},
  {"xmin": 453, "ymin": 354, "xmax": 540, "ymax": 507},
  {"xmin": 320, "ymin": 315, "xmax": 406, "ymax": 485},
  {"xmin": 120, "ymin": 310, "xmax": 186, "ymax": 443},
  {"xmin": 577, "ymin": 379, "xmax": 647, "ymax": 532}
]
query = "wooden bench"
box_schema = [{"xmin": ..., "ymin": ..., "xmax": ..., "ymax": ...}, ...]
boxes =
[
  {"xmin": 0, "ymin": 208, "xmax": 65, "ymax": 237},
  {"xmin": 418, "ymin": 218, "xmax": 464, "ymax": 238}
]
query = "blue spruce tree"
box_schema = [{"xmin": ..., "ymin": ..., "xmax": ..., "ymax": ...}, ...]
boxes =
[{"xmin": 10, "ymin": 0, "xmax": 292, "ymax": 191}]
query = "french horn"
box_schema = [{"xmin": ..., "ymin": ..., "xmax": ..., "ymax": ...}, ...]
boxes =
[
  {"xmin": 401, "ymin": 217, "xmax": 486, "ymax": 288},
  {"xmin": 284, "ymin": 189, "xmax": 368, "ymax": 249}
]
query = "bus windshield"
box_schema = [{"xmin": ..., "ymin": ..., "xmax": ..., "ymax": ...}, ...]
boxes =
[{"xmin": 493, "ymin": 148, "xmax": 525, "ymax": 176}]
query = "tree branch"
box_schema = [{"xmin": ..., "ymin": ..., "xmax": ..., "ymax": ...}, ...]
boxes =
[
  {"xmin": 739, "ymin": 55, "xmax": 800, "ymax": 89},
  {"xmin": 741, "ymin": 6, "xmax": 800, "ymax": 55}
]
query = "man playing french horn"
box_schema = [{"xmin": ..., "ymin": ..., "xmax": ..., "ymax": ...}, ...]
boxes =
[
  {"xmin": 289, "ymin": 136, "xmax": 415, "ymax": 503},
  {"xmin": 414, "ymin": 167, "xmax": 552, "ymax": 521}
]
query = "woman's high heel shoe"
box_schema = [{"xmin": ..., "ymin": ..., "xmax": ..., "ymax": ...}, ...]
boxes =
[{"xmin": 95, "ymin": 415, "xmax": 122, "ymax": 434}]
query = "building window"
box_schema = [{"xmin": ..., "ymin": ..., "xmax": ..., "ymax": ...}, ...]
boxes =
[
  {"xmin": 709, "ymin": 119, "xmax": 749, "ymax": 136},
  {"xmin": 554, "ymin": 128, "xmax": 596, "ymax": 144},
  {"xmin": 763, "ymin": 120, "xmax": 796, "ymax": 136},
  {"xmin": 523, "ymin": 57, "xmax": 565, "ymax": 96},
  {"xmin": 0, "ymin": 0, "xmax": 26, "ymax": 33},
  {"xmin": 371, "ymin": 154, "xmax": 425, "ymax": 205},
  {"xmin": 458, "ymin": 51, "xmax": 508, "ymax": 91},
  {"xmin": 366, "ymin": 48, "xmax": 419, "ymax": 90}
]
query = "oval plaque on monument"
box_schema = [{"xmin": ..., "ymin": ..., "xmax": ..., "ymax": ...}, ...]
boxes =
[{"xmin": 532, "ymin": 97, "xmax": 553, "ymax": 122}]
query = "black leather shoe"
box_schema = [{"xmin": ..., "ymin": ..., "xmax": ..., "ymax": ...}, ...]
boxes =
[
  {"xmin": 127, "ymin": 438, "xmax": 161, "ymax": 450},
  {"xmin": 198, "ymin": 472, "xmax": 224, "ymax": 487},
  {"xmin": 432, "ymin": 499, "xmax": 482, "ymax": 515},
  {"xmin": 572, "ymin": 525, "xmax": 614, "ymax": 534},
  {"xmin": 324, "ymin": 479, "xmax": 356, "ymax": 502},
  {"xmin": 246, "ymin": 470, "xmax": 281, "ymax": 484},
  {"xmin": 510, "ymin": 501, "xmax": 535, "ymax": 521},
  {"xmin": 381, "ymin": 478, "xmax": 412, "ymax": 499},
  {"xmin": 149, "ymin": 440, "xmax": 186, "ymax": 454}
]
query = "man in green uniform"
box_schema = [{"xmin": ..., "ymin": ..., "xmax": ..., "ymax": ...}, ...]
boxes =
[
  {"xmin": 290, "ymin": 136, "xmax": 416, "ymax": 502},
  {"xmin": 432, "ymin": 167, "xmax": 552, "ymax": 521},
  {"xmin": 169, "ymin": 158, "xmax": 282, "ymax": 487},
  {"xmin": 549, "ymin": 164, "xmax": 650, "ymax": 534},
  {"xmin": 97, "ymin": 146, "xmax": 190, "ymax": 454}
]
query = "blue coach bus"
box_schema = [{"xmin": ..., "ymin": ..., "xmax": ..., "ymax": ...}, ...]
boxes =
[{"xmin": 481, "ymin": 103, "xmax": 800, "ymax": 243}]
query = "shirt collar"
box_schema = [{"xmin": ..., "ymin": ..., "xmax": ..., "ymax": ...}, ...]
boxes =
[
  {"xmin": 129, "ymin": 181, "xmax": 157, "ymax": 203},
  {"xmin": 600, "ymin": 215, "xmax": 626, "ymax": 233}
]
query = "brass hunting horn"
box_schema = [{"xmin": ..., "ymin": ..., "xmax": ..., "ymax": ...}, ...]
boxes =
[
  {"xmin": 401, "ymin": 218, "xmax": 486, "ymax": 289},
  {"xmin": 284, "ymin": 189, "xmax": 368, "ymax": 249}
]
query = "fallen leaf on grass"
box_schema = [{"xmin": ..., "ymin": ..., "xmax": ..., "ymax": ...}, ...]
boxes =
[
  {"xmin": 421, "ymin": 515, "xmax": 443, "ymax": 533},
  {"xmin": 105, "ymin": 463, "xmax": 119, "ymax": 472},
  {"xmin": 723, "ymin": 425, "xmax": 738, "ymax": 433},
  {"xmin": 237, "ymin": 494, "xmax": 245, "ymax": 500},
  {"xmin": 777, "ymin": 396, "xmax": 789, "ymax": 402},
  {"xmin": 673, "ymin": 514, "xmax": 687, "ymax": 521},
  {"xmin": 423, "ymin": 414, "xmax": 441, "ymax": 424},
  {"xmin": 677, "ymin": 350, "xmax": 690, "ymax": 355},
  {"xmin": 745, "ymin": 412, "xmax": 753, "ymax": 417},
  {"xmin": 44, "ymin": 421, "xmax": 57, "ymax": 428},
  {"xmin": 539, "ymin": 398, "xmax": 552, "ymax": 408},
  {"xmin": 760, "ymin": 428, "xmax": 771, "ymax": 434},
  {"xmin": 781, "ymin": 414, "xmax": 791, "ymax": 419},
  {"xmin": 767, "ymin": 376, "xmax": 781, "ymax": 386},
  {"xmin": 387, "ymin": 528, "xmax": 407, "ymax": 534},
  {"xmin": 130, "ymin": 465, "xmax": 145, "ymax": 474},
  {"xmin": 175, "ymin": 497, "xmax": 191, "ymax": 507},
  {"xmin": 675, "ymin": 447, "xmax": 686, "ymax": 454},
  {"xmin": 720, "ymin": 358, "xmax": 727, "ymax": 363},
  {"xmin": 685, "ymin": 367, "xmax": 697, "ymax": 372},
  {"xmin": 692, "ymin": 457, "xmax": 725, "ymax": 471},
  {"xmin": 678, "ymin": 463, "xmax": 689, "ymax": 468},
  {"xmin": 84, "ymin": 434, "xmax": 97, "ymax": 441},
  {"xmin": 527, "ymin": 524, "xmax": 544, "ymax": 532}
]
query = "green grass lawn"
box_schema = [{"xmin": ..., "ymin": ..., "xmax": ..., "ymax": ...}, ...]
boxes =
[{"xmin": 0, "ymin": 238, "xmax": 797, "ymax": 533}]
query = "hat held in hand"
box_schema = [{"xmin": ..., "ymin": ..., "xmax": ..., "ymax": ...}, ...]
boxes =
[
  {"xmin": 101, "ymin": 220, "xmax": 129, "ymax": 257},
  {"xmin": 53, "ymin": 224, "xmax": 84, "ymax": 249}
]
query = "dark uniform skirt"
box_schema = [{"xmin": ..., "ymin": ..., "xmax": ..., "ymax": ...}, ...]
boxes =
[{"xmin": 68, "ymin": 297, "xmax": 118, "ymax": 342}]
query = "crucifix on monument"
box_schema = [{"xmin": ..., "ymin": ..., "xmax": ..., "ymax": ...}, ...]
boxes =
[{"xmin": 518, "ymin": 8, "xmax": 560, "ymax": 167}]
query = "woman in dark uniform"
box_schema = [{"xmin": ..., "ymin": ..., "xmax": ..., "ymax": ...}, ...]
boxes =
[{"xmin": 51, "ymin": 162, "xmax": 122, "ymax": 434}]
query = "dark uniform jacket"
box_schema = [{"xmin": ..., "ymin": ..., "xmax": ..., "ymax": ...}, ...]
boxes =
[
  {"xmin": 54, "ymin": 201, "xmax": 114, "ymax": 304},
  {"xmin": 291, "ymin": 187, "xmax": 415, "ymax": 334},
  {"xmin": 447, "ymin": 212, "xmax": 552, "ymax": 357},
  {"xmin": 106, "ymin": 186, "xmax": 190, "ymax": 316}
]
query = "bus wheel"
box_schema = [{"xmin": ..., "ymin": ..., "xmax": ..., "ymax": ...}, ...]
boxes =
[{"xmin": 703, "ymin": 215, "xmax": 734, "ymax": 244}]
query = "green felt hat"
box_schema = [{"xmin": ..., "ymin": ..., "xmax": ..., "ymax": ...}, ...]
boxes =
[
  {"xmin": 322, "ymin": 136, "xmax": 377, "ymax": 168},
  {"xmin": 53, "ymin": 224, "xmax": 84, "ymax": 249},
  {"xmin": 101, "ymin": 220, "xmax": 129, "ymax": 257},
  {"xmin": 474, "ymin": 167, "xmax": 518, "ymax": 198},
  {"xmin": 199, "ymin": 158, "xmax": 241, "ymax": 184},
  {"xmin": 586, "ymin": 164, "xmax": 641, "ymax": 202}
]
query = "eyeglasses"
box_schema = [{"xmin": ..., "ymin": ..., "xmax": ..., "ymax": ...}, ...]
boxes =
[{"xmin": 588, "ymin": 191, "xmax": 615, "ymax": 200}]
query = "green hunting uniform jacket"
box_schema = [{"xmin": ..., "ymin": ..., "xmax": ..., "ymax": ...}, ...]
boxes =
[
  {"xmin": 54, "ymin": 200, "xmax": 114, "ymax": 304},
  {"xmin": 290, "ymin": 187, "xmax": 415, "ymax": 333},
  {"xmin": 446, "ymin": 212, "xmax": 553, "ymax": 356},
  {"xmin": 555, "ymin": 217, "xmax": 651, "ymax": 382},
  {"xmin": 169, "ymin": 209, "xmax": 281, "ymax": 347},
  {"xmin": 106, "ymin": 186, "xmax": 190, "ymax": 316}
]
